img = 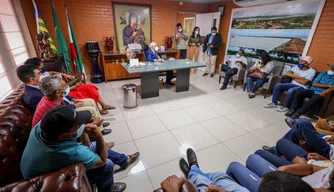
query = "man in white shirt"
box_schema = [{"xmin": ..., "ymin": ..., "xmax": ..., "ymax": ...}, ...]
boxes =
[
  {"xmin": 264, "ymin": 56, "xmax": 316, "ymax": 112},
  {"xmin": 220, "ymin": 49, "xmax": 248, "ymax": 90}
]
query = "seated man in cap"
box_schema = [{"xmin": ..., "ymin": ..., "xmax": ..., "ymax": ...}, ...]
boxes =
[
  {"xmin": 285, "ymin": 64, "xmax": 334, "ymax": 119},
  {"xmin": 264, "ymin": 56, "xmax": 316, "ymax": 112},
  {"xmin": 21, "ymin": 105, "xmax": 140, "ymax": 192}
]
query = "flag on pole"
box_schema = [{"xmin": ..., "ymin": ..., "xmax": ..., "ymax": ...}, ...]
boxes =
[
  {"xmin": 51, "ymin": 0, "xmax": 72, "ymax": 73},
  {"xmin": 32, "ymin": 0, "xmax": 57, "ymax": 53},
  {"xmin": 65, "ymin": 6, "xmax": 85, "ymax": 74}
]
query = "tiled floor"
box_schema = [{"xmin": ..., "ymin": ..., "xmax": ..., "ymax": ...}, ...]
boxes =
[{"xmin": 95, "ymin": 72, "xmax": 295, "ymax": 191}]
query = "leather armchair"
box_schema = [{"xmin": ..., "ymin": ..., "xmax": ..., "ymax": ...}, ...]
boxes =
[
  {"xmin": 0, "ymin": 84, "xmax": 92, "ymax": 191},
  {"xmin": 153, "ymin": 180, "xmax": 197, "ymax": 192},
  {"xmin": 0, "ymin": 164, "xmax": 92, "ymax": 192}
]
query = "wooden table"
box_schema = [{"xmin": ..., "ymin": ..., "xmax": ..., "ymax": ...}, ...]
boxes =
[{"xmin": 101, "ymin": 50, "xmax": 180, "ymax": 82}]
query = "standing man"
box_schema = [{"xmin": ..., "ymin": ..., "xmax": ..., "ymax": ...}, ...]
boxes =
[
  {"xmin": 175, "ymin": 23, "xmax": 188, "ymax": 59},
  {"xmin": 220, "ymin": 49, "xmax": 247, "ymax": 90},
  {"xmin": 203, "ymin": 27, "xmax": 222, "ymax": 77},
  {"xmin": 264, "ymin": 56, "xmax": 316, "ymax": 112}
]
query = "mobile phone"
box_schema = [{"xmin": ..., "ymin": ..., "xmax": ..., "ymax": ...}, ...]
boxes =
[{"xmin": 328, "ymin": 120, "xmax": 333, "ymax": 125}]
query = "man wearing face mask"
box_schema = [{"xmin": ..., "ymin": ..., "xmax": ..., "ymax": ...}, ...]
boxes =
[
  {"xmin": 203, "ymin": 27, "xmax": 222, "ymax": 78},
  {"xmin": 220, "ymin": 49, "xmax": 247, "ymax": 90},
  {"xmin": 32, "ymin": 75, "xmax": 110, "ymax": 132},
  {"xmin": 176, "ymin": 23, "xmax": 188, "ymax": 59},
  {"xmin": 21, "ymin": 105, "xmax": 140, "ymax": 192},
  {"xmin": 285, "ymin": 64, "xmax": 334, "ymax": 119},
  {"xmin": 16, "ymin": 64, "xmax": 44, "ymax": 112},
  {"xmin": 146, "ymin": 41, "xmax": 174, "ymax": 85},
  {"xmin": 264, "ymin": 56, "xmax": 316, "ymax": 112}
]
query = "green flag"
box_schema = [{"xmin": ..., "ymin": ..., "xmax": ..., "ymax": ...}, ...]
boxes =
[{"xmin": 51, "ymin": 0, "xmax": 72, "ymax": 73}]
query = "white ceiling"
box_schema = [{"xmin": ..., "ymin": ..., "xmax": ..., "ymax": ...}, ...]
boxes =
[{"xmin": 163, "ymin": 0, "xmax": 231, "ymax": 4}]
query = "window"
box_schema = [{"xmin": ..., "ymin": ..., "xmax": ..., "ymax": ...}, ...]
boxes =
[{"xmin": 0, "ymin": 0, "xmax": 29, "ymax": 100}]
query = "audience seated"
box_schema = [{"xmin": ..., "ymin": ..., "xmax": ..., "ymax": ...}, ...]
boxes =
[
  {"xmin": 16, "ymin": 65, "xmax": 112, "ymax": 135},
  {"xmin": 247, "ymin": 51, "xmax": 274, "ymax": 98},
  {"xmin": 262, "ymin": 118, "xmax": 334, "ymax": 163},
  {"xmin": 264, "ymin": 56, "xmax": 316, "ymax": 112},
  {"xmin": 33, "ymin": 75, "xmax": 116, "ymax": 148},
  {"xmin": 25, "ymin": 57, "xmax": 116, "ymax": 114},
  {"xmin": 146, "ymin": 42, "xmax": 174, "ymax": 85},
  {"xmin": 179, "ymin": 148, "xmax": 250, "ymax": 192},
  {"xmin": 285, "ymin": 64, "xmax": 334, "ymax": 119},
  {"xmin": 21, "ymin": 105, "xmax": 140, "ymax": 192}
]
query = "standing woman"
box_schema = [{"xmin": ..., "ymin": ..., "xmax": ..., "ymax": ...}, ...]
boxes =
[
  {"xmin": 188, "ymin": 27, "xmax": 202, "ymax": 73},
  {"xmin": 247, "ymin": 51, "xmax": 274, "ymax": 98}
]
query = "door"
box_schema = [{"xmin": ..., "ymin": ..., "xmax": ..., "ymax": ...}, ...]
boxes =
[{"xmin": 196, "ymin": 12, "xmax": 221, "ymax": 72}]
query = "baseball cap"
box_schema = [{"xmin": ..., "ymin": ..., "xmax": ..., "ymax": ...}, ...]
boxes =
[
  {"xmin": 40, "ymin": 105, "xmax": 91, "ymax": 138},
  {"xmin": 328, "ymin": 64, "xmax": 334, "ymax": 70},
  {"xmin": 299, "ymin": 56, "xmax": 313, "ymax": 64}
]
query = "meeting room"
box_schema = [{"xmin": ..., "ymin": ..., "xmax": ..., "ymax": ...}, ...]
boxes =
[{"xmin": 1, "ymin": 0, "xmax": 334, "ymax": 191}]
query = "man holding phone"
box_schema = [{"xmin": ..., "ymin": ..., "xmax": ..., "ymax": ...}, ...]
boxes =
[{"xmin": 203, "ymin": 27, "xmax": 222, "ymax": 78}]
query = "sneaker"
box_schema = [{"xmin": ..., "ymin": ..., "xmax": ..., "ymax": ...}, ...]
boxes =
[
  {"xmin": 263, "ymin": 103, "xmax": 277, "ymax": 108},
  {"xmin": 276, "ymin": 106, "xmax": 289, "ymax": 112}
]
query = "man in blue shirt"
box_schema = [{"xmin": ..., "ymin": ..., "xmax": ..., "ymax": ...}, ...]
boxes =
[
  {"xmin": 21, "ymin": 106, "xmax": 140, "ymax": 192},
  {"xmin": 146, "ymin": 42, "xmax": 174, "ymax": 85},
  {"xmin": 285, "ymin": 64, "xmax": 334, "ymax": 119}
]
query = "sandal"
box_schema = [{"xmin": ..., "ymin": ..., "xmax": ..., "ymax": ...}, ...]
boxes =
[
  {"xmin": 102, "ymin": 105, "xmax": 116, "ymax": 111},
  {"xmin": 106, "ymin": 142, "xmax": 115, "ymax": 148},
  {"xmin": 100, "ymin": 110, "xmax": 109, "ymax": 115}
]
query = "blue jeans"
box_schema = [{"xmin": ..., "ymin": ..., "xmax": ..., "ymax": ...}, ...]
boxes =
[
  {"xmin": 86, "ymin": 142, "xmax": 128, "ymax": 192},
  {"xmin": 255, "ymin": 150, "xmax": 291, "ymax": 167},
  {"xmin": 188, "ymin": 166, "xmax": 249, "ymax": 192},
  {"xmin": 246, "ymin": 154, "xmax": 277, "ymax": 178},
  {"xmin": 277, "ymin": 119, "xmax": 331, "ymax": 160},
  {"xmin": 272, "ymin": 83, "xmax": 304, "ymax": 107},
  {"xmin": 247, "ymin": 77, "xmax": 268, "ymax": 93},
  {"xmin": 226, "ymin": 162, "xmax": 259, "ymax": 192}
]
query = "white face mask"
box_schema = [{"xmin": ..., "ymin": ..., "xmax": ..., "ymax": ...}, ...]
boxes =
[
  {"xmin": 195, "ymin": 31, "xmax": 199, "ymax": 35},
  {"xmin": 328, "ymin": 70, "xmax": 334, "ymax": 76},
  {"xmin": 211, "ymin": 33, "xmax": 216, "ymax": 36},
  {"xmin": 178, "ymin": 29, "xmax": 182, "ymax": 32},
  {"xmin": 154, "ymin": 47, "xmax": 159, "ymax": 51},
  {"xmin": 236, "ymin": 53, "xmax": 241, "ymax": 58},
  {"xmin": 258, "ymin": 59, "xmax": 262, "ymax": 64}
]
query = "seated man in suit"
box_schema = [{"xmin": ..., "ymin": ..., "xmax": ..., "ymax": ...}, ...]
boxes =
[{"xmin": 146, "ymin": 42, "xmax": 174, "ymax": 85}]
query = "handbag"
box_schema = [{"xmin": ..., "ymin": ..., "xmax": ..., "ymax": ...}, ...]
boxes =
[{"xmin": 248, "ymin": 69, "xmax": 267, "ymax": 80}]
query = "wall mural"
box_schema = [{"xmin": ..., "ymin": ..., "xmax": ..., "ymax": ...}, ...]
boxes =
[
  {"xmin": 225, "ymin": 0, "xmax": 325, "ymax": 64},
  {"xmin": 112, "ymin": 2, "xmax": 152, "ymax": 49}
]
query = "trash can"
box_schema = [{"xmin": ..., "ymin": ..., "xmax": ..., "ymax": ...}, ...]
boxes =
[{"xmin": 122, "ymin": 84, "xmax": 138, "ymax": 109}]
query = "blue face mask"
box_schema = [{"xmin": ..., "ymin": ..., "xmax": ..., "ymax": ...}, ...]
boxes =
[
  {"xmin": 328, "ymin": 70, "xmax": 334, "ymax": 76},
  {"xmin": 76, "ymin": 124, "xmax": 85, "ymax": 138},
  {"xmin": 297, "ymin": 63, "xmax": 305, "ymax": 69},
  {"xmin": 64, "ymin": 86, "xmax": 70, "ymax": 97}
]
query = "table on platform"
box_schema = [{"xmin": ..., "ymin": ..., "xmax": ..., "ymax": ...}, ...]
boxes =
[{"xmin": 122, "ymin": 59, "xmax": 205, "ymax": 99}]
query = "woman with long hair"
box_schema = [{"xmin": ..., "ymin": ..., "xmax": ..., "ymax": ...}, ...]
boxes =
[
  {"xmin": 187, "ymin": 26, "xmax": 202, "ymax": 73},
  {"xmin": 247, "ymin": 51, "xmax": 274, "ymax": 98}
]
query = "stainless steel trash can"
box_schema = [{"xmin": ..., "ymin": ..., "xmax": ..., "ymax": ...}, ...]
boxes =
[{"xmin": 122, "ymin": 84, "xmax": 138, "ymax": 109}]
